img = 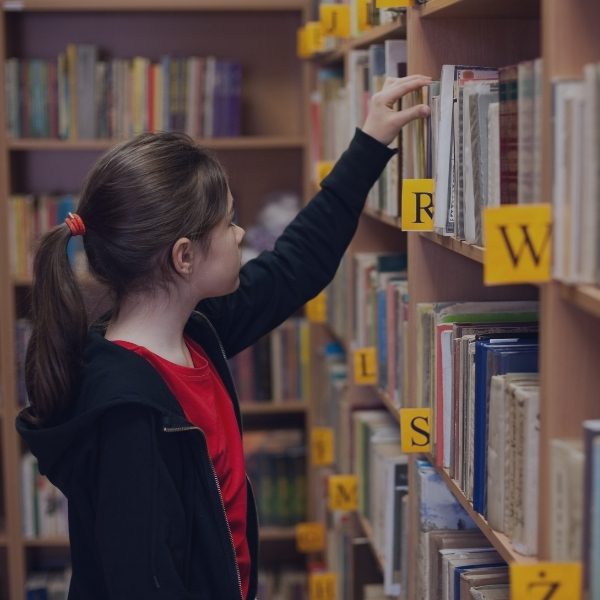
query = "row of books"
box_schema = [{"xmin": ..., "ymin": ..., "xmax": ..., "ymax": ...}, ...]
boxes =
[
  {"xmin": 21, "ymin": 452, "xmax": 68, "ymax": 539},
  {"xmin": 257, "ymin": 568, "xmax": 307, "ymax": 600},
  {"xmin": 416, "ymin": 59, "xmax": 600, "ymax": 286},
  {"xmin": 228, "ymin": 319, "xmax": 311, "ymax": 404},
  {"xmin": 552, "ymin": 63, "xmax": 600, "ymax": 285},
  {"xmin": 5, "ymin": 47, "xmax": 242, "ymax": 140},
  {"xmin": 412, "ymin": 459, "xmax": 509, "ymax": 600},
  {"xmin": 244, "ymin": 430, "xmax": 307, "ymax": 528},
  {"xmin": 416, "ymin": 300, "xmax": 540, "ymax": 553},
  {"xmin": 310, "ymin": 40, "xmax": 407, "ymax": 215},
  {"xmin": 25, "ymin": 568, "xmax": 71, "ymax": 600},
  {"xmin": 353, "ymin": 409, "xmax": 408, "ymax": 596},
  {"xmin": 9, "ymin": 194, "xmax": 85, "ymax": 280}
]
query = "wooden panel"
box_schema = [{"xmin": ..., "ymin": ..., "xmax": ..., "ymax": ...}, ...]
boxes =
[
  {"xmin": 6, "ymin": 11, "xmax": 303, "ymax": 136},
  {"xmin": 420, "ymin": 0, "xmax": 539, "ymax": 19},
  {"xmin": 8, "ymin": 0, "xmax": 306, "ymax": 11},
  {"xmin": 538, "ymin": 282, "xmax": 600, "ymax": 557},
  {"xmin": 408, "ymin": 9, "xmax": 540, "ymax": 77},
  {"xmin": 9, "ymin": 136, "xmax": 306, "ymax": 151}
]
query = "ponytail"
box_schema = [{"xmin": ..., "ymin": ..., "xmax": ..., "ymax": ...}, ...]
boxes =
[{"xmin": 24, "ymin": 224, "xmax": 88, "ymax": 424}]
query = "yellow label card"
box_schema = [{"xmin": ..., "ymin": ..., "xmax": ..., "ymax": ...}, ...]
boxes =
[
  {"xmin": 376, "ymin": 0, "xmax": 412, "ymax": 7},
  {"xmin": 320, "ymin": 4, "xmax": 350, "ymax": 38},
  {"xmin": 401, "ymin": 179, "xmax": 435, "ymax": 231},
  {"xmin": 297, "ymin": 27, "xmax": 309, "ymax": 59},
  {"xmin": 315, "ymin": 160, "xmax": 335, "ymax": 185},
  {"xmin": 357, "ymin": 0, "xmax": 371, "ymax": 32},
  {"xmin": 306, "ymin": 291, "xmax": 327, "ymax": 323},
  {"xmin": 305, "ymin": 21, "xmax": 325, "ymax": 55},
  {"xmin": 510, "ymin": 562, "xmax": 582, "ymax": 600},
  {"xmin": 309, "ymin": 572, "xmax": 337, "ymax": 600},
  {"xmin": 328, "ymin": 475, "xmax": 358, "ymax": 511},
  {"xmin": 353, "ymin": 347, "xmax": 378, "ymax": 385},
  {"xmin": 311, "ymin": 427, "xmax": 334, "ymax": 467},
  {"xmin": 296, "ymin": 522, "xmax": 326, "ymax": 553},
  {"xmin": 484, "ymin": 204, "xmax": 552, "ymax": 285},
  {"xmin": 400, "ymin": 408, "xmax": 432, "ymax": 453}
]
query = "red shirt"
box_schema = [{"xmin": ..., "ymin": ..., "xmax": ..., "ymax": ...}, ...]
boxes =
[{"xmin": 113, "ymin": 337, "xmax": 250, "ymax": 599}]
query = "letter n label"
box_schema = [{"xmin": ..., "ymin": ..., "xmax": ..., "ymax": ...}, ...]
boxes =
[
  {"xmin": 401, "ymin": 179, "xmax": 435, "ymax": 231},
  {"xmin": 484, "ymin": 204, "xmax": 552, "ymax": 285}
]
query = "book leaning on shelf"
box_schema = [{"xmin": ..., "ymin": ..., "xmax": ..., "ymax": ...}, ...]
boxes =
[{"xmin": 5, "ymin": 46, "xmax": 242, "ymax": 140}]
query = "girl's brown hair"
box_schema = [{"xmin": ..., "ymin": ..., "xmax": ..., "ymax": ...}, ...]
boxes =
[{"xmin": 25, "ymin": 132, "xmax": 229, "ymax": 424}]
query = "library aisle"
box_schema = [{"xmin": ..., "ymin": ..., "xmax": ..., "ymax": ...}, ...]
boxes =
[{"xmin": 1, "ymin": 0, "xmax": 600, "ymax": 599}]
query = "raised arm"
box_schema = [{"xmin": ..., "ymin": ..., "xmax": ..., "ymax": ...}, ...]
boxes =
[{"xmin": 199, "ymin": 76, "xmax": 431, "ymax": 357}]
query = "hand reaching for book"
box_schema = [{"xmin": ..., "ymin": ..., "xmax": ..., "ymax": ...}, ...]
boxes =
[{"xmin": 361, "ymin": 74, "xmax": 431, "ymax": 146}]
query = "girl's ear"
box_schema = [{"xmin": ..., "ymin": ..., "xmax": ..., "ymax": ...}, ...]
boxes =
[{"xmin": 171, "ymin": 237, "xmax": 195, "ymax": 276}]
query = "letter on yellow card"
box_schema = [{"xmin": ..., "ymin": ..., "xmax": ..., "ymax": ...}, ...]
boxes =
[
  {"xmin": 328, "ymin": 475, "xmax": 358, "ymax": 511},
  {"xmin": 296, "ymin": 522, "xmax": 326, "ymax": 553},
  {"xmin": 401, "ymin": 179, "xmax": 435, "ymax": 231},
  {"xmin": 315, "ymin": 160, "xmax": 335, "ymax": 185},
  {"xmin": 309, "ymin": 573, "xmax": 336, "ymax": 600},
  {"xmin": 311, "ymin": 427, "xmax": 334, "ymax": 467},
  {"xmin": 484, "ymin": 204, "xmax": 552, "ymax": 285},
  {"xmin": 510, "ymin": 562, "xmax": 581, "ymax": 600},
  {"xmin": 353, "ymin": 347, "xmax": 377, "ymax": 385},
  {"xmin": 306, "ymin": 291, "xmax": 327, "ymax": 323},
  {"xmin": 320, "ymin": 4, "xmax": 350, "ymax": 38},
  {"xmin": 400, "ymin": 408, "xmax": 431, "ymax": 453}
]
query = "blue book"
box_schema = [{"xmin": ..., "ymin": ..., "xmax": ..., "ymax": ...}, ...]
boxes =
[{"xmin": 472, "ymin": 338, "xmax": 538, "ymax": 515}]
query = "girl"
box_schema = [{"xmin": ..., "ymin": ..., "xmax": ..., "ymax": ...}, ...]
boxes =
[{"xmin": 17, "ymin": 75, "xmax": 430, "ymax": 599}]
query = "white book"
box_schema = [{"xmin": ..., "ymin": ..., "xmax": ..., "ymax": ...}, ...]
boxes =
[
  {"xmin": 549, "ymin": 438, "xmax": 584, "ymax": 561},
  {"xmin": 487, "ymin": 102, "xmax": 501, "ymax": 210}
]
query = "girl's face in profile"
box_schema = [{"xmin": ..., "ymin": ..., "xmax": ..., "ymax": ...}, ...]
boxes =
[{"xmin": 192, "ymin": 191, "xmax": 245, "ymax": 300}]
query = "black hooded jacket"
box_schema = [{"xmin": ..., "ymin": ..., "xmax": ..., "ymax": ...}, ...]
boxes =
[{"xmin": 16, "ymin": 129, "xmax": 395, "ymax": 600}]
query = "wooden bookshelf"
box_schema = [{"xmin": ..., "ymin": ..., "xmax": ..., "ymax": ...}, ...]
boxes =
[
  {"xmin": 315, "ymin": 19, "xmax": 407, "ymax": 66},
  {"xmin": 240, "ymin": 401, "xmax": 308, "ymax": 416},
  {"xmin": 420, "ymin": 231, "xmax": 485, "ymax": 263},
  {"xmin": 418, "ymin": 0, "xmax": 539, "ymax": 19},
  {"xmin": 9, "ymin": 135, "xmax": 307, "ymax": 152},
  {"xmin": 426, "ymin": 457, "xmax": 537, "ymax": 565},
  {"xmin": 4, "ymin": 0, "xmax": 306, "ymax": 11},
  {"xmin": 0, "ymin": 3, "xmax": 312, "ymax": 597},
  {"xmin": 558, "ymin": 283, "xmax": 600, "ymax": 320},
  {"xmin": 306, "ymin": 0, "xmax": 599, "ymax": 598},
  {"xmin": 357, "ymin": 514, "xmax": 385, "ymax": 574},
  {"xmin": 363, "ymin": 206, "xmax": 403, "ymax": 231}
]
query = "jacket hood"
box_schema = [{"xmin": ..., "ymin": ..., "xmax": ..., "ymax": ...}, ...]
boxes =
[{"xmin": 16, "ymin": 328, "xmax": 191, "ymax": 480}]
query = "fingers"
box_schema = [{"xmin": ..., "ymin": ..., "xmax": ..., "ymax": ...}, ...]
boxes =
[
  {"xmin": 394, "ymin": 103, "xmax": 431, "ymax": 129},
  {"xmin": 377, "ymin": 74, "xmax": 431, "ymax": 105}
]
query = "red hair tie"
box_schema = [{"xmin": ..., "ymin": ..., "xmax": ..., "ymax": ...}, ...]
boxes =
[{"xmin": 65, "ymin": 212, "xmax": 86, "ymax": 237}]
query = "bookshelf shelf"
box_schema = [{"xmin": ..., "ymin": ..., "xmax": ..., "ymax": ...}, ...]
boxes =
[
  {"xmin": 259, "ymin": 527, "xmax": 297, "ymax": 542},
  {"xmin": 358, "ymin": 514, "xmax": 385, "ymax": 574},
  {"xmin": 558, "ymin": 283, "xmax": 600, "ymax": 320},
  {"xmin": 314, "ymin": 19, "xmax": 407, "ymax": 66},
  {"xmin": 363, "ymin": 207, "xmax": 402, "ymax": 230},
  {"xmin": 418, "ymin": 0, "xmax": 540, "ymax": 19},
  {"xmin": 375, "ymin": 388, "xmax": 400, "ymax": 423},
  {"xmin": 0, "ymin": 532, "xmax": 6, "ymax": 546},
  {"xmin": 427, "ymin": 458, "xmax": 538, "ymax": 565},
  {"xmin": 420, "ymin": 231, "xmax": 485, "ymax": 263},
  {"xmin": 240, "ymin": 402, "xmax": 308, "ymax": 416},
  {"xmin": 8, "ymin": 136, "xmax": 307, "ymax": 152},
  {"xmin": 6, "ymin": 0, "xmax": 306, "ymax": 11},
  {"xmin": 23, "ymin": 537, "xmax": 69, "ymax": 548}
]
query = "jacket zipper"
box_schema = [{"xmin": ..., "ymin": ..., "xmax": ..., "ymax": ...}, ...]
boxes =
[{"xmin": 163, "ymin": 423, "xmax": 244, "ymax": 600}]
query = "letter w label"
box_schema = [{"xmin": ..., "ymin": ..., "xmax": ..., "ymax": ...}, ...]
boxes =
[{"xmin": 484, "ymin": 204, "xmax": 552, "ymax": 285}]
